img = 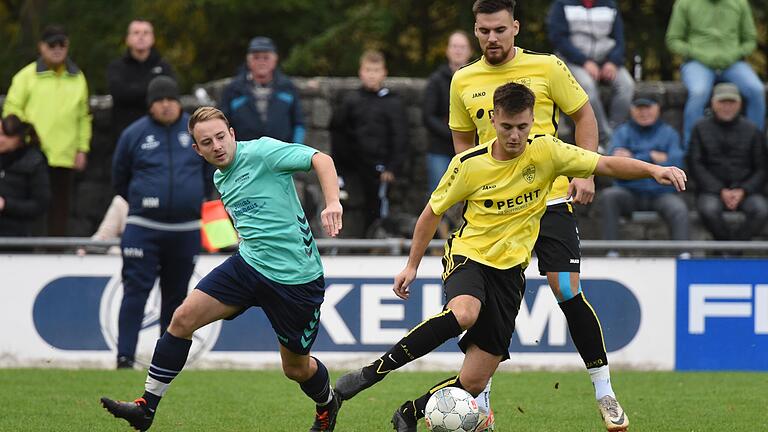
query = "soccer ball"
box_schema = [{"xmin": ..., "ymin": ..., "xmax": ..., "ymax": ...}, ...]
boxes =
[{"xmin": 424, "ymin": 387, "xmax": 480, "ymax": 432}]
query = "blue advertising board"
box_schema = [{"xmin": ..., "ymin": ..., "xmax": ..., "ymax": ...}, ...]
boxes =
[{"xmin": 676, "ymin": 259, "xmax": 768, "ymax": 371}]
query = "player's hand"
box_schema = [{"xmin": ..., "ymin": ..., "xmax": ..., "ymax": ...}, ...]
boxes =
[
  {"xmin": 653, "ymin": 166, "xmax": 687, "ymax": 191},
  {"xmin": 393, "ymin": 266, "xmax": 417, "ymax": 300},
  {"xmin": 584, "ymin": 60, "xmax": 600, "ymax": 81},
  {"xmin": 600, "ymin": 62, "xmax": 617, "ymax": 81},
  {"xmin": 320, "ymin": 201, "xmax": 343, "ymax": 237},
  {"xmin": 568, "ymin": 177, "xmax": 595, "ymax": 204},
  {"xmin": 0, "ymin": 196, "xmax": 5, "ymax": 212}
]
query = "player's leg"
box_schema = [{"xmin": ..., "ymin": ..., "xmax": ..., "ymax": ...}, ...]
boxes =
[
  {"xmin": 102, "ymin": 255, "xmax": 247, "ymax": 430},
  {"xmin": 336, "ymin": 257, "xmax": 484, "ymax": 401},
  {"xmin": 536, "ymin": 204, "xmax": 628, "ymax": 431},
  {"xmin": 259, "ymin": 273, "xmax": 339, "ymax": 431},
  {"xmin": 157, "ymin": 230, "xmax": 199, "ymax": 336},
  {"xmin": 393, "ymin": 346, "xmax": 502, "ymax": 432},
  {"xmin": 393, "ymin": 263, "xmax": 524, "ymax": 431},
  {"xmin": 117, "ymin": 224, "xmax": 161, "ymax": 369}
]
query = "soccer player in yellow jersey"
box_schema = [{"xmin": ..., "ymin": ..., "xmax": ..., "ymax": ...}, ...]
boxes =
[
  {"xmin": 335, "ymin": 82, "xmax": 686, "ymax": 432},
  {"xmin": 450, "ymin": 0, "xmax": 624, "ymax": 430}
]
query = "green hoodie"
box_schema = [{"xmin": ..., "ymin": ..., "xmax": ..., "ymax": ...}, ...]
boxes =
[
  {"xmin": 3, "ymin": 58, "xmax": 91, "ymax": 168},
  {"xmin": 665, "ymin": 0, "xmax": 757, "ymax": 70}
]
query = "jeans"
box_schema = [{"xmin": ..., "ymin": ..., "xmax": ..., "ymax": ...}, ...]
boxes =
[
  {"xmin": 681, "ymin": 60, "xmax": 766, "ymax": 147},
  {"xmin": 599, "ymin": 186, "xmax": 690, "ymax": 240},
  {"xmin": 568, "ymin": 64, "xmax": 635, "ymax": 146},
  {"xmin": 426, "ymin": 153, "xmax": 452, "ymax": 196},
  {"xmin": 696, "ymin": 193, "xmax": 768, "ymax": 240}
]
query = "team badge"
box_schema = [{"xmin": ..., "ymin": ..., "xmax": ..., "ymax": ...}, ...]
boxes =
[
  {"xmin": 515, "ymin": 77, "xmax": 531, "ymax": 88},
  {"xmin": 523, "ymin": 164, "xmax": 536, "ymax": 183},
  {"xmin": 178, "ymin": 132, "xmax": 192, "ymax": 148}
]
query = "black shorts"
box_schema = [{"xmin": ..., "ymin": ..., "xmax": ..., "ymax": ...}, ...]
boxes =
[
  {"xmin": 534, "ymin": 203, "xmax": 581, "ymax": 275},
  {"xmin": 196, "ymin": 253, "xmax": 325, "ymax": 355},
  {"xmin": 442, "ymin": 255, "xmax": 525, "ymax": 361}
]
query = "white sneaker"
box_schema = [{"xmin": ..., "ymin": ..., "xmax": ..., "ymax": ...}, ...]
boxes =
[{"xmin": 597, "ymin": 395, "xmax": 629, "ymax": 431}]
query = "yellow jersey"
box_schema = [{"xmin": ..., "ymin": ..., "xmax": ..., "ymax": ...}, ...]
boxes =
[
  {"xmin": 449, "ymin": 48, "xmax": 589, "ymax": 204},
  {"xmin": 429, "ymin": 135, "xmax": 599, "ymax": 271}
]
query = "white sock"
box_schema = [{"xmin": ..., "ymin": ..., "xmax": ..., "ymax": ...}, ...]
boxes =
[
  {"xmin": 474, "ymin": 377, "xmax": 492, "ymax": 414},
  {"xmin": 588, "ymin": 365, "xmax": 615, "ymax": 399}
]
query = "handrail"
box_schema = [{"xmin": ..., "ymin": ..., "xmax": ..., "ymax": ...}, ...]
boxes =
[{"xmin": 0, "ymin": 237, "xmax": 766, "ymax": 255}]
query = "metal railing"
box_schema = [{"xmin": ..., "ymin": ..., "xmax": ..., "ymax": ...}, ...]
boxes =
[{"xmin": 0, "ymin": 237, "xmax": 766, "ymax": 256}]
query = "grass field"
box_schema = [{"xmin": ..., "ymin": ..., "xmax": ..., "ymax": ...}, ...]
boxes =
[{"xmin": 0, "ymin": 369, "xmax": 765, "ymax": 431}]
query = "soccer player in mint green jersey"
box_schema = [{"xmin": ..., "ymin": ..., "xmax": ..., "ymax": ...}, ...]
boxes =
[{"xmin": 102, "ymin": 107, "xmax": 344, "ymax": 432}]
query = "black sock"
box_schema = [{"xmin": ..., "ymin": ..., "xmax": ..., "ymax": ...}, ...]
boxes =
[
  {"xmin": 300, "ymin": 357, "xmax": 332, "ymax": 405},
  {"xmin": 142, "ymin": 332, "xmax": 192, "ymax": 412},
  {"xmin": 559, "ymin": 292, "xmax": 608, "ymax": 369},
  {"xmin": 363, "ymin": 309, "xmax": 462, "ymax": 381},
  {"xmin": 412, "ymin": 375, "xmax": 466, "ymax": 420}
]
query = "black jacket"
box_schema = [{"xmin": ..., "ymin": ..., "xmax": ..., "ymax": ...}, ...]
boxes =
[
  {"xmin": 422, "ymin": 64, "xmax": 454, "ymax": 156},
  {"xmin": 689, "ymin": 116, "xmax": 767, "ymax": 195},
  {"xmin": 0, "ymin": 147, "xmax": 50, "ymax": 236},
  {"xmin": 107, "ymin": 48, "xmax": 176, "ymax": 138},
  {"xmin": 219, "ymin": 70, "xmax": 304, "ymax": 143},
  {"xmin": 330, "ymin": 87, "xmax": 409, "ymax": 176}
]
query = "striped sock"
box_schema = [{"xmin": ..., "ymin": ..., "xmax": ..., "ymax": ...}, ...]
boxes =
[{"xmin": 142, "ymin": 332, "xmax": 192, "ymax": 411}]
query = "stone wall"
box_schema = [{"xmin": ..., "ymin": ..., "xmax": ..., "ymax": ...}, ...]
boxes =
[{"xmin": 2, "ymin": 78, "xmax": 766, "ymax": 240}]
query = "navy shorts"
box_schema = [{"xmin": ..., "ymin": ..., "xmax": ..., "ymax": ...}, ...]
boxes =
[{"xmin": 196, "ymin": 253, "xmax": 325, "ymax": 355}]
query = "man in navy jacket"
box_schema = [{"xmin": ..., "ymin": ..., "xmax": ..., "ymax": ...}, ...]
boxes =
[
  {"xmin": 547, "ymin": 0, "xmax": 634, "ymax": 147},
  {"xmin": 599, "ymin": 96, "xmax": 689, "ymax": 244},
  {"xmin": 112, "ymin": 76, "xmax": 211, "ymax": 369},
  {"xmin": 219, "ymin": 37, "xmax": 305, "ymax": 143}
]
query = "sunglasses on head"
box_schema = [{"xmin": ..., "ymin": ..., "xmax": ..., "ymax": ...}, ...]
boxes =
[{"xmin": 46, "ymin": 39, "xmax": 68, "ymax": 48}]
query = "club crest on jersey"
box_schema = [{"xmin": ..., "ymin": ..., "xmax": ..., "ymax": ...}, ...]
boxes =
[
  {"xmin": 514, "ymin": 77, "xmax": 531, "ymax": 88},
  {"xmin": 523, "ymin": 164, "xmax": 536, "ymax": 183}
]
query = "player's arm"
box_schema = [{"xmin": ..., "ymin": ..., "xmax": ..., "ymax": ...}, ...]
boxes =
[
  {"xmin": 393, "ymin": 203, "xmax": 442, "ymax": 300},
  {"xmin": 451, "ymin": 130, "xmax": 476, "ymax": 154},
  {"xmin": 568, "ymin": 102, "xmax": 599, "ymax": 204},
  {"xmin": 595, "ymin": 155, "xmax": 687, "ymax": 191},
  {"xmin": 311, "ymin": 152, "xmax": 343, "ymax": 237}
]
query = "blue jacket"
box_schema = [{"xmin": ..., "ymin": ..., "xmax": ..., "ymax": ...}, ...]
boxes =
[
  {"xmin": 547, "ymin": 0, "xmax": 626, "ymax": 66},
  {"xmin": 608, "ymin": 118, "xmax": 683, "ymax": 195},
  {"xmin": 219, "ymin": 70, "xmax": 305, "ymax": 143},
  {"xmin": 112, "ymin": 113, "xmax": 211, "ymax": 223}
]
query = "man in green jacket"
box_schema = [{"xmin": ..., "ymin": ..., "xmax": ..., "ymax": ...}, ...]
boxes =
[
  {"xmin": 665, "ymin": 0, "xmax": 764, "ymax": 148},
  {"xmin": 3, "ymin": 25, "xmax": 92, "ymax": 236}
]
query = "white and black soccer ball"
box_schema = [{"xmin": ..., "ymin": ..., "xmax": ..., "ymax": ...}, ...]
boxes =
[{"xmin": 424, "ymin": 387, "xmax": 481, "ymax": 432}]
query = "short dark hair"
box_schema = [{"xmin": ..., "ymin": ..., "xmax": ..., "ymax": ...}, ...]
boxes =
[
  {"xmin": 1, "ymin": 114, "xmax": 40, "ymax": 148},
  {"xmin": 472, "ymin": 0, "xmax": 516, "ymax": 17},
  {"xmin": 493, "ymin": 82, "xmax": 535, "ymax": 116}
]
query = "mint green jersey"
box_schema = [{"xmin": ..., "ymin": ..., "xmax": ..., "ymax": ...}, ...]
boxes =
[{"xmin": 214, "ymin": 138, "xmax": 322, "ymax": 284}]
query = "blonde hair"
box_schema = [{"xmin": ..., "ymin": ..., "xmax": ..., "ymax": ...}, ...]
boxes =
[
  {"xmin": 360, "ymin": 49, "xmax": 386, "ymax": 67},
  {"xmin": 188, "ymin": 106, "xmax": 230, "ymax": 142}
]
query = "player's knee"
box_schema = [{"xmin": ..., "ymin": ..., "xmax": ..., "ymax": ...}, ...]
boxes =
[
  {"xmin": 167, "ymin": 306, "xmax": 197, "ymax": 338},
  {"xmin": 451, "ymin": 307, "xmax": 479, "ymax": 330},
  {"xmin": 461, "ymin": 377, "xmax": 488, "ymax": 397},
  {"xmin": 281, "ymin": 362, "xmax": 310, "ymax": 382}
]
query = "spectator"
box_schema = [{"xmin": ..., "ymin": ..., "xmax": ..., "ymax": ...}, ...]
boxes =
[
  {"xmin": 666, "ymin": 0, "xmax": 765, "ymax": 147},
  {"xmin": 330, "ymin": 50, "xmax": 408, "ymax": 237},
  {"xmin": 107, "ymin": 19, "xmax": 176, "ymax": 141},
  {"xmin": 547, "ymin": 0, "xmax": 634, "ymax": 147},
  {"xmin": 3, "ymin": 25, "xmax": 91, "ymax": 236},
  {"xmin": 0, "ymin": 115, "xmax": 50, "ymax": 236},
  {"xmin": 219, "ymin": 36, "xmax": 305, "ymax": 143},
  {"xmin": 599, "ymin": 96, "xmax": 689, "ymax": 244},
  {"xmin": 423, "ymin": 30, "xmax": 473, "ymax": 193},
  {"xmin": 111, "ymin": 76, "xmax": 212, "ymax": 369},
  {"xmin": 689, "ymin": 83, "xmax": 768, "ymax": 241}
]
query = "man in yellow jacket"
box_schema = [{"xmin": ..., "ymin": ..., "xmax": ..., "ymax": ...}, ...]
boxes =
[{"xmin": 3, "ymin": 25, "xmax": 92, "ymax": 236}]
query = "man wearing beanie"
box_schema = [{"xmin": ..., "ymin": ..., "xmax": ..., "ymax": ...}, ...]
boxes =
[{"xmin": 111, "ymin": 75, "xmax": 213, "ymax": 369}]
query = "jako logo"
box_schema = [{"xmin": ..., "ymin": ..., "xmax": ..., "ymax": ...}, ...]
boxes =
[{"xmin": 689, "ymin": 284, "xmax": 768, "ymax": 334}]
